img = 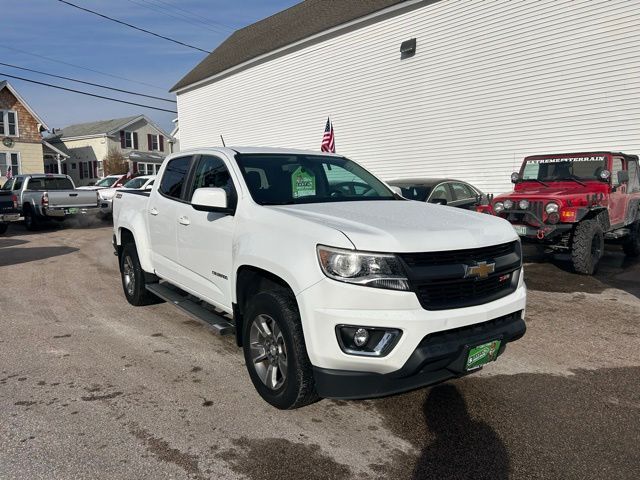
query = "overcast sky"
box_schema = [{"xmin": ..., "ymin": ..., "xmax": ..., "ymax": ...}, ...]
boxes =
[{"xmin": 2, "ymin": 0, "xmax": 298, "ymax": 134}]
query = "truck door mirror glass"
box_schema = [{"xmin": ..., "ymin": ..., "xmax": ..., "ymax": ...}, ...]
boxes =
[
  {"xmin": 192, "ymin": 187, "xmax": 229, "ymax": 213},
  {"xmin": 617, "ymin": 170, "xmax": 629, "ymax": 184}
]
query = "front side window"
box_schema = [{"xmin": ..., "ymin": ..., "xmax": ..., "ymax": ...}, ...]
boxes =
[
  {"xmin": 611, "ymin": 158, "xmax": 624, "ymax": 187},
  {"xmin": 234, "ymin": 154, "xmax": 395, "ymax": 205},
  {"xmin": 0, "ymin": 110, "xmax": 18, "ymax": 136},
  {"xmin": 159, "ymin": 156, "xmax": 191, "ymax": 200},
  {"xmin": 1, "ymin": 178, "xmax": 14, "ymax": 190},
  {"xmin": 188, "ymin": 155, "xmax": 236, "ymax": 204},
  {"xmin": 395, "ymin": 185, "xmax": 431, "ymax": 201}
]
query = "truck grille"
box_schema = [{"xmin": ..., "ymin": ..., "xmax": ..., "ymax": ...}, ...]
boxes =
[
  {"xmin": 398, "ymin": 241, "xmax": 521, "ymax": 310},
  {"xmin": 506, "ymin": 201, "xmax": 544, "ymax": 226}
]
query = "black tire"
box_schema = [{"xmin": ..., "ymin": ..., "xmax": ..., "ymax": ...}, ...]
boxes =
[
  {"xmin": 0, "ymin": 222, "xmax": 8, "ymax": 235},
  {"xmin": 23, "ymin": 206, "xmax": 39, "ymax": 231},
  {"xmin": 119, "ymin": 243, "xmax": 159, "ymax": 306},
  {"xmin": 242, "ymin": 289, "xmax": 319, "ymax": 409},
  {"xmin": 622, "ymin": 220, "xmax": 640, "ymax": 257},
  {"xmin": 571, "ymin": 219, "xmax": 604, "ymax": 275}
]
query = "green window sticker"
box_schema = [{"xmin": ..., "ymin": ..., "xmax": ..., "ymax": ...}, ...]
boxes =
[{"xmin": 291, "ymin": 166, "xmax": 316, "ymax": 198}]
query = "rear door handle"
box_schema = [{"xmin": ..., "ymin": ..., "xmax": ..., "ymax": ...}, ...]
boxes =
[
  {"xmin": 178, "ymin": 216, "xmax": 190, "ymax": 226},
  {"xmin": 149, "ymin": 207, "xmax": 159, "ymax": 216}
]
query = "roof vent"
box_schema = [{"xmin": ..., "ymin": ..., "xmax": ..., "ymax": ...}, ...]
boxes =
[{"xmin": 400, "ymin": 38, "xmax": 417, "ymax": 59}]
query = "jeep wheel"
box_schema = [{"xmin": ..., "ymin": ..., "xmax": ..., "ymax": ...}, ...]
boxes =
[
  {"xmin": 119, "ymin": 243, "xmax": 159, "ymax": 306},
  {"xmin": 622, "ymin": 220, "xmax": 640, "ymax": 257},
  {"xmin": 571, "ymin": 219, "xmax": 604, "ymax": 275},
  {"xmin": 242, "ymin": 290, "xmax": 319, "ymax": 409}
]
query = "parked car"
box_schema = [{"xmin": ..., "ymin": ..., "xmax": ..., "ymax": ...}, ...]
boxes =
[
  {"xmin": 5, "ymin": 174, "xmax": 100, "ymax": 230},
  {"xmin": 0, "ymin": 187, "xmax": 20, "ymax": 234},
  {"xmin": 77, "ymin": 174, "xmax": 128, "ymax": 191},
  {"xmin": 480, "ymin": 151, "xmax": 640, "ymax": 274},
  {"xmin": 99, "ymin": 175, "xmax": 156, "ymax": 216},
  {"xmin": 388, "ymin": 178, "xmax": 483, "ymax": 210},
  {"xmin": 113, "ymin": 147, "xmax": 526, "ymax": 409}
]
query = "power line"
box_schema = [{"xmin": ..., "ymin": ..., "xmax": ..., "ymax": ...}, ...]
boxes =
[
  {"xmin": 57, "ymin": 0, "xmax": 211, "ymax": 54},
  {"xmin": 0, "ymin": 62, "xmax": 176, "ymax": 103},
  {"xmin": 139, "ymin": 0, "xmax": 235, "ymax": 31},
  {"xmin": 0, "ymin": 44, "xmax": 168, "ymax": 91},
  {"xmin": 124, "ymin": 0, "xmax": 229, "ymax": 35},
  {"xmin": 0, "ymin": 72, "xmax": 177, "ymax": 114}
]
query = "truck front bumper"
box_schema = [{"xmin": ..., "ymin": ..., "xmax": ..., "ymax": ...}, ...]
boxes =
[{"xmin": 296, "ymin": 272, "xmax": 526, "ymax": 398}]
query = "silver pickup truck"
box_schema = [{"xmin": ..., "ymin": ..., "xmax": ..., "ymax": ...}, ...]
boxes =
[{"xmin": 3, "ymin": 174, "xmax": 101, "ymax": 230}]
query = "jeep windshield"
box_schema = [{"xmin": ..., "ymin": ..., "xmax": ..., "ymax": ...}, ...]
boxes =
[
  {"xmin": 235, "ymin": 154, "xmax": 397, "ymax": 205},
  {"xmin": 521, "ymin": 155, "xmax": 606, "ymax": 182}
]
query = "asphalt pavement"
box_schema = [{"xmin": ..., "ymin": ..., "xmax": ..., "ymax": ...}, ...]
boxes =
[{"xmin": 0, "ymin": 222, "xmax": 638, "ymax": 480}]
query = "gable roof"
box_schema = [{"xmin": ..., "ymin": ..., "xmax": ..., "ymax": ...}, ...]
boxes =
[
  {"xmin": 0, "ymin": 80, "xmax": 50, "ymax": 130},
  {"xmin": 50, "ymin": 114, "xmax": 171, "ymax": 141},
  {"xmin": 171, "ymin": 0, "xmax": 409, "ymax": 92},
  {"xmin": 42, "ymin": 139, "xmax": 70, "ymax": 158}
]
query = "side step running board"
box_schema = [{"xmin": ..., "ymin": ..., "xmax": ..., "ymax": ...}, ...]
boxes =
[{"xmin": 146, "ymin": 283, "xmax": 235, "ymax": 336}]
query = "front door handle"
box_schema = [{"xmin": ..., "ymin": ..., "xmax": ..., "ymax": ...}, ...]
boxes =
[
  {"xmin": 178, "ymin": 216, "xmax": 190, "ymax": 226},
  {"xmin": 149, "ymin": 207, "xmax": 159, "ymax": 216}
]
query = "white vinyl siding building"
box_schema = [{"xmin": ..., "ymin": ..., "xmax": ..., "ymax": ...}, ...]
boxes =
[{"xmin": 175, "ymin": 0, "xmax": 640, "ymax": 194}]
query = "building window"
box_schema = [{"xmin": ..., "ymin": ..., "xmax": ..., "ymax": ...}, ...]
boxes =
[
  {"xmin": 120, "ymin": 130, "xmax": 139, "ymax": 150},
  {"xmin": 0, "ymin": 110, "xmax": 18, "ymax": 137},
  {"xmin": 0, "ymin": 152, "xmax": 21, "ymax": 176},
  {"xmin": 125, "ymin": 131, "xmax": 134, "ymax": 148},
  {"xmin": 147, "ymin": 134, "xmax": 164, "ymax": 152}
]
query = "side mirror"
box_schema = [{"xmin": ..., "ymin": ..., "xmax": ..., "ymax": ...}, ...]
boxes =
[
  {"xmin": 192, "ymin": 187, "xmax": 230, "ymax": 213},
  {"xmin": 430, "ymin": 198, "xmax": 447, "ymax": 205},
  {"xmin": 389, "ymin": 185, "xmax": 402, "ymax": 196},
  {"xmin": 618, "ymin": 170, "xmax": 629, "ymax": 184},
  {"xmin": 511, "ymin": 172, "xmax": 520, "ymax": 184}
]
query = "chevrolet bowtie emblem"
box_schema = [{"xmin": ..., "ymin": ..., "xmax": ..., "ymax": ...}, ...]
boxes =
[{"xmin": 465, "ymin": 261, "xmax": 495, "ymax": 279}]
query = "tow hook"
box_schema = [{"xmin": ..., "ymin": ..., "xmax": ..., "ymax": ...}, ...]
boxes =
[{"xmin": 537, "ymin": 229, "xmax": 545, "ymax": 240}]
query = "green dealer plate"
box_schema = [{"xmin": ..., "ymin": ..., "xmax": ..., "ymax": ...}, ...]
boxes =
[
  {"xmin": 465, "ymin": 340, "xmax": 501, "ymax": 371},
  {"xmin": 68, "ymin": 208, "xmax": 79, "ymax": 214}
]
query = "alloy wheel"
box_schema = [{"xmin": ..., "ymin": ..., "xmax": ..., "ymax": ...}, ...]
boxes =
[
  {"xmin": 122, "ymin": 255, "xmax": 136, "ymax": 297},
  {"xmin": 249, "ymin": 314, "xmax": 288, "ymax": 390}
]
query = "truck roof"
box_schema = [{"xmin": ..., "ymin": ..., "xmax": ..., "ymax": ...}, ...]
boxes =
[
  {"xmin": 175, "ymin": 146, "xmax": 344, "ymax": 157},
  {"xmin": 15, "ymin": 173, "xmax": 70, "ymax": 178}
]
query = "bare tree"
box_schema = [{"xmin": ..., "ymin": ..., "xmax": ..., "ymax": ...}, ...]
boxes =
[{"xmin": 103, "ymin": 148, "xmax": 129, "ymax": 175}]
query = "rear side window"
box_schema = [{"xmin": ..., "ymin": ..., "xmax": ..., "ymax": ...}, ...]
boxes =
[{"xmin": 159, "ymin": 156, "xmax": 191, "ymax": 199}]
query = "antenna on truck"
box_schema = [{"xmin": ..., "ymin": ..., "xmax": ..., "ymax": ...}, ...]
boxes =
[{"xmin": 220, "ymin": 135, "xmax": 226, "ymax": 147}]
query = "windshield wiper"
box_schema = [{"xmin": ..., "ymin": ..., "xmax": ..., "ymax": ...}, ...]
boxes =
[
  {"xmin": 523, "ymin": 179, "xmax": 549, "ymax": 187},
  {"xmin": 551, "ymin": 177, "xmax": 586, "ymax": 187}
]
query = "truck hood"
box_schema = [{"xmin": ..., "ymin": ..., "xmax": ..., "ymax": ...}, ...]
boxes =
[{"xmin": 272, "ymin": 200, "xmax": 517, "ymax": 252}]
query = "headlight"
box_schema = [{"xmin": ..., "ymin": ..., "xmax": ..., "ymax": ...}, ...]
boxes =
[
  {"xmin": 519, "ymin": 199, "xmax": 529, "ymax": 210},
  {"xmin": 494, "ymin": 202, "xmax": 505, "ymax": 213},
  {"xmin": 503, "ymin": 199, "xmax": 514, "ymax": 210},
  {"xmin": 545, "ymin": 202, "xmax": 559, "ymax": 214},
  {"xmin": 317, "ymin": 245, "xmax": 409, "ymax": 291}
]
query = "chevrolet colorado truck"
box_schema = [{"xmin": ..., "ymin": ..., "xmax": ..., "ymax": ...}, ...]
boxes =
[
  {"xmin": 0, "ymin": 188, "xmax": 20, "ymax": 234},
  {"xmin": 113, "ymin": 147, "xmax": 527, "ymax": 409},
  {"xmin": 5, "ymin": 174, "xmax": 101, "ymax": 230},
  {"xmin": 482, "ymin": 152, "xmax": 640, "ymax": 274}
]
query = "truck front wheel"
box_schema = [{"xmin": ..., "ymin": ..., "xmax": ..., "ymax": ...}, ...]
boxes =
[
  {"xmin": 119, "ymin": 243, "xmax": 159, "ymax": 306},
  {"xmin": 622, "ymin": 220, "xmax": 640, "ymax": 257},
  {"xmin": 242, "ymin": 290, "xmax": 319, "ymax": 409},
  {"xmin": 571, "ymin": 219, "xmax": 604, "ymax": 275}
]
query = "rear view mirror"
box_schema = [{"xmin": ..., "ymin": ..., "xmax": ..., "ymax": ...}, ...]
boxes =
[
  {"xmin": 192, "ymin": 187, "xmax": 229, "ymax": 213},
  {"xmin": 431, "ymin": 198, "xmax": 447, "ymax": 205},
  {"xmin": 618, "ymin": 170, "xmax": 629, "ymax": 184}
]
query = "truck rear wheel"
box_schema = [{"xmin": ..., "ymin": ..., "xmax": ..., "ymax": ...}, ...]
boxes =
[
  {"xmin": 242, "ymin": 290, "xmax": 319, "ymax": 409},
  {"xmin": 120, "ymin": 243, "xmax": 159, "ymax": 306},
  {"xmin": 571, "ymin": 219, "xmax": 604, "ymax": 275},
  {"xmin": 622, "ymin": 220, "xmax": 640, "ymax": 257},
  {"xmin": 24, "ymin": 206, "xmax": 39, "ymax": 231}
]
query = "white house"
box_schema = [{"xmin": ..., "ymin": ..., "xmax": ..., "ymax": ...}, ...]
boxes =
[{"xmin": 171, "ymin": 0, "xmax": 640, "ymax": 194}]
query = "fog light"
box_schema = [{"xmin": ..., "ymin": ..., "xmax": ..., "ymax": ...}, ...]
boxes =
[
  {"xmin": 519, "ymin": 199, "xmax": 529, "ymax": 210},
  {"xmin": 353, "ymin": 328, "xmax": 369, "ymax": 347},
  {"xmin": 503, "ymin": 199, "xmax": 514, "ymax": 210},
  {"xmin": 547, "ymin": 212, "xmax": 559, "ymax": 224}
]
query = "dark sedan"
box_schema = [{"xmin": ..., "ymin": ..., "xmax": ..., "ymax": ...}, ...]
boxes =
[{"xmin": 388, "ymin": 178, "xmax": 483, "ymax": 210}]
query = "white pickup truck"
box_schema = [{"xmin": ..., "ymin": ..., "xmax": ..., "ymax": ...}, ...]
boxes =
[{"xmin": 113, "ymin": 147, "xmax": 526, "ymax": 409}]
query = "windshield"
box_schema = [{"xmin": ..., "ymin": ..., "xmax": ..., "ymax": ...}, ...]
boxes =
[
  {"xmin": 123, "ymin": 177, "xmax": 147, "ymax": 189},
  {"xmin": 394, "ymin": 185, "xmax": 432, "ymax": 201},
  {"xmin": 95, "ymin": 176, "xmax": 119, "ymax": 187},
  {"xmin": 522, "ymin": 155, "xmax": 606, "ymax": 182},
  {"xmin": 235, "ymin": 154, "xmax": 396, "ymax": 205}
]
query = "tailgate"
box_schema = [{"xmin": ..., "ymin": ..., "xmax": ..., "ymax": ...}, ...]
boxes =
[
  {"xmin": 0, "ymin": 191, "xmax": 15, "ymax": 211},
  {"xmin": 48, "ymin": 190, "xmax": 98, "ymax": 208}
]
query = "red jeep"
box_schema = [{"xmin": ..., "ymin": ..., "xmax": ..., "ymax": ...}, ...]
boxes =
[{"xmin": 481, "ymin": 152, "xmax": 640, "ymax": 274}]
